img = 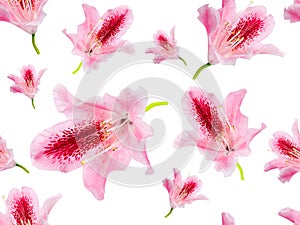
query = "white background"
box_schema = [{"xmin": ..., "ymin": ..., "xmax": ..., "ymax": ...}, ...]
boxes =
[{"xmin": 0, "ymin": 0, "xmax": 299, "ymax": 224}]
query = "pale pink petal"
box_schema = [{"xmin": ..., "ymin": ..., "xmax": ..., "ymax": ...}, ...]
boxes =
[
  {"xmin": 214, "ymin": 154, "xmax": 238, "ymax": 177},
  {"xmin": 233, "ymin": 124, "xmax": 266, "ymax": 157},
  {"xmin": 292, "ymin": 120, "xmax": 300, "ymax": 139},
  {"xmin": 285, "ymin": 4, "xmax": 300, "ymax": 23},
  {"xmin": 224, "ymin": 89, "xmax": 247, "ymax": 130},
  {"xmin": 264, "ymin": 158, "xmax": 286, "ymax": 172},
  {"xmin": 173, "ymin": 168, "xmax": 182, "ymax": 185},
  {"xmin": 53, "ymin": 84, "xmax": 77, "ymax": 117},
  {"xmin": 279, "ymin": 207, "xmax": 300, "ymax": 223},
  {"xmin": 197, "ymin": 4, "xmax": 220, "ymax": 35},
  {"xmin": 80, "ymin": 4, "xmax": 101, "ymax": 35},
  {"xmin": 83, "ymin": 148, "xmax": 132, "ymax": 200},
  {"xmin": 162, "ymin": 177, "xmax": 174, "ymax": 194},
  {"xmin": 222, "ymin": 212, "xmax": 235, "ymax": 225},
  {"xmin": 252, "ymin": 43, "xmax": 285, "ymax": 57},
  {"xmin": 6, "ymin": 187, "xmax": 39, "ymax": 225},
  {"xmin": 39, "ymin": 194, "xmax": 62, "ymax": 223},
  {"xmin": 130, "ymin": 119, "xmax": 153, "ymax": 140},
  {"xmin": 279, "ymin": 167, "xmax": 300, "ymax": 183},
  {"xmin": 174, "ymin": 130, "xmax": 200, "ymax": 149},
  {"xmin": 83, "ymin": 165, "xmax": 107, "ymax": 200},
  {"xmin": 0, "ymin": 213, "xmax": 12, "ymax": 225}
]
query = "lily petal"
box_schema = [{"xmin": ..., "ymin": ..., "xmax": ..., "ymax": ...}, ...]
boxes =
[
  {"xmin": 279, "ymin": 207, "xmax": 300, "ymax": 224},
  {"xmin": 222, "ymin": 212, "xmax": 235, "ymax": 225}
]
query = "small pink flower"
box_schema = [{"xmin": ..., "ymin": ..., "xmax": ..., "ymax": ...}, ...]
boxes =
[
  {"xmin": 8, "ymin": 64, "xmax": 46, "ymax": 109},
  {"xmin": 31, "ymin": 85, "xmax": 154, "ymax": 200},
  {"xmin": 175, "ymin": 88, "xmax": 265, "ymax": 178},
  {"xmin": 146, "ymin": 26, "xmax": 187, "ymax": 65},
  {"xmin": 222, "ymin": 212, "xmax": 235, "ymax": 225},
  {"xmin": 163, "ymin": 168, "xmax": 208, "ymax": 218},
  {"xmin": 63, "ymin": 4, "xmax": 133, "ymax": 72},
  {"xmin": 285, "ymin": 0, "xmax": 300, "ymax": 22},
  {"xmin": 0, "ymin": 135, "xmax": 29, "ymax": 173},
  {"xmin": 193, "ymin": 0, "xmax": 283, "ymax": 79},
  {"xmin": 264, "ymin": 120, "xmax": 300, "ymax": 183},
  {"xmin": 279, "ymin": 207, "xmax": 300, "ymax": 224},
  {"xmin": 0, "ymin": 136, "xmax": 15, "ymax": 171},
  {"xmin": 1, "ymin": 186, "xmax": 61, "ymax": 225},
  {"xmin": 0, "ymin": 0, "xmax": 48, "ymax": 54}
]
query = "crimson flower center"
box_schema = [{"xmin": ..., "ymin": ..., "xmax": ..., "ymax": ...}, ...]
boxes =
[
  {"xmin": 178, "ymin": 181, "xmax": 197, "ymax": 200},
  {"xmin": 277, "ymin": 138, "xmax": 300, "ymax": 160},
  {"xmin": 191, "ymin": 97, "xmax": 223, "ymax": 137},
  {"xmin": 24, "ymin": 69, "xmax": 34, "ymax": 88},
  {"xmin": 11, "ymin": 196, "xmax": 36, "ymax": 225},
  {"xmin": 227, "ymin": 15, "xmax": 264, "ymax": 50}
]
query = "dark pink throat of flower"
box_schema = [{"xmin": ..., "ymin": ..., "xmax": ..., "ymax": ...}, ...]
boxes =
[
  {"xmin": 24, "ymin": 69, "xmax": 34, "ymax": 87},
  {"xmin": 178, "ymin": 181, "xmax": 197, "ymax": 200},
  {"xmin": 95, "ymin": 11, "xmax": 127, "ymax": 46},
  {"xmin": 43, "ymin": 120, "xmax": 114, "ymax": 165},
  {"xmin": 12, "ymin": 0, "xmax": 35, "ymax": 10},
  {"xmin": 226, "ymin": 15, "xmax": 264, "ymax": 50},
  {"xmin": 191, "ymin": 97, "xmax": 223, "ymax": 136},
  {"xmin": 277, "ymin": 138, "xmax": 300, "ymax": 160},
  {"xmin": 11, "ymin": 196, "xmax": 36, "ymax": 225}
]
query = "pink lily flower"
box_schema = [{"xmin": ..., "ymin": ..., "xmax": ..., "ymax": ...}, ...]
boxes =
[
  {"xmin": 285, "ymin": 1, "xmax": 300, "ymax": 22},
  {"xmin": 193, "ymin": 0, "xmax": 283, "ymax": 79},
  {"xmin": 0, "ymin": 186, "xmax": 61, "ymax": 225},
  {"xmin": 145, "ymin": 26, "xmax": 187, "ymax": 65},
  {"xmin": 0, "ymin": 135, "xmax": 29, "ymax": 173},
  {"xmin": 163, "ymin": 168, "xmax": 208, "ymax": 218},
  {"xmin": 264, "ymin": 120, "xmax": 300, "ymax": 183},
  {"xmin": 63, "ymin": 4, "xmax": 133, "ymax": 73},
  {"xmin": 8, "ymin": 64, "xmax": 46, "ymax": 109},
  {"xmin": 175, "ymin": 88, "xmax": 266, "ymax": 178},
  {"xmin": 31, "ymin": 84, "xmax": 153, "ymax": 200},
  {"xmin": 0, "ymin": 0, "xmax": 48, "ymax": 54},
  {"xmin": 279, "ymin": 207, "xmax": 300, "ymax": 224}
]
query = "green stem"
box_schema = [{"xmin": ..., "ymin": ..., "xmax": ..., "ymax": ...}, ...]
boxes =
[
  {"xmin": 236, "ymin": 162, "xmax": 244, "ymax": 181},
  {"xmin": 145, "ymin": 101, "xmax": 168, "ymax": 112},
  {"xmin": 165, "ymin": 208, "xmax": 174, "ymax": 218},
  {"xmin": 192, "ymin": 62, "xmax": 211, "ymax": 80},
  {"xmin": 15, "ymin": 163, "xmax": 30, "ymax": 174},
  {"xmin": 32, "ymin": 33, "xmax": 40, "ymax": 55},
  {"xmin": 31, "ymin": 98, "xmax": 35, "ymax": 109},
  {"xmin": 178, "ymin": 56, "xmax": 187, "ymax": 66},
  {"xmin": 72, "ymin": 62, "xmax": 83, "ymax": 74}
]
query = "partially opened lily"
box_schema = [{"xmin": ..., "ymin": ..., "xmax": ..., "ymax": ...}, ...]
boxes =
[
  {"xmin": 222, "ymin": 212, "xmax": 235, "ymax": 225},
  {"xmin": 284, "ymin": 0, "xmax": 300, "ymax": 22},
  {"xmin": 63, "ymin": 4, "xmax": 133, "ymax": 73},
  {"xmin": 279, "ymin": 207, "xmax": 300, "ymax": 224},
  {"xmin": 175, "ymin": 88, "xmax": 265, "ymax": 179},
  {"xmin": 1, "ymin": 186, "xmax": 61, "ymax": 225},
  {"xmin": 8, "ymin": 64, "xmax": 46, "ymax": 109},
  {"xmin": 31, "ymin": 85, "xmax": 157, "ymax": 200},
  {"xmin": 0, "ymin": 0, "xmax": 48, "ymax": 54},
  {"xmin": 264, "ymin": 120, "xmax": 300, "ymax": 183},
  {"xmin": 0, "ymin": 135, "xmax": 29, "ymax": 173},
  {"xmin": 163, "ymin": 168, "xmax": 208, "ymax": 218},
  {"xmin": 146, "ymin": 26, "xmax": 186, "ymax": 65},
  {"xmin": 193, "ymin": 0, "xmax": 283, "ymax": 79}
]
